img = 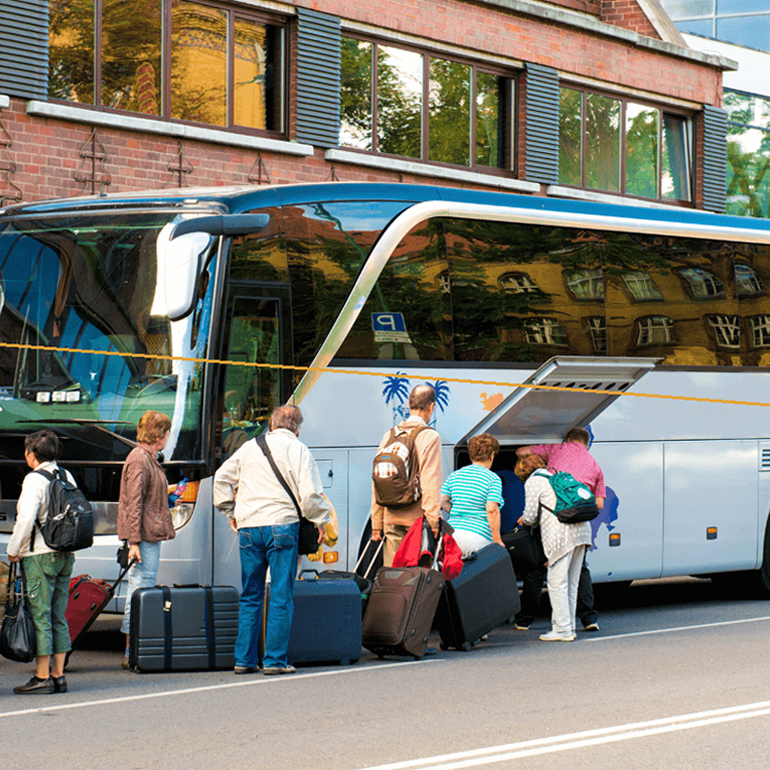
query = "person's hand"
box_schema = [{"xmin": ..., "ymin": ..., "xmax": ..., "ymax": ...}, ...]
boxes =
[
  {"xmin": 371, "ymin": 529, "xmax": 382, "ymax": 542},
  {"xmin": 8, "ymin": 554, "xmax": 19, "ymax": 563},
  {"xmin": 317, "ymin": 526, "xmax": 325, "ymax": 545},
  {"xmin": 517, "ymin": 516, "xmax": 524, "ymax": 526},
  {"xmin": 494, "ymin": 536, "xmax": 504, "ymax": 547},
  {"xmin": 128, "ymin": 544, "xmax": 142, "ymax": 564},
  {"xmin": 229, "ymin": 518, "xmax": 238, "ymax": 533}
]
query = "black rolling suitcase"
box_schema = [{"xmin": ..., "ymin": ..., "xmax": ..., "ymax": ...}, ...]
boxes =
[
  {"xmin": 128, "ymin": 585, "xmax": 239, "ymax": 672},
  {"xmin": 361, "ymin": 538, "xmax": 445, "ymax": 660},
  {"xmin": 261, "ymin": 571, "xmax": 363, "ymax": 666},
  {"xmin": 435, "ymin": 543, "xmax": 520, "ymax": 651}
]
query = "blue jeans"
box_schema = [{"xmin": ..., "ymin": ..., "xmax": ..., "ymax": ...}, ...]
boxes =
[
  {"xmin": 235, "ymin": 523, "xmax": 298, "ymax": 669},
  {"xmin": 121, "ymin": 541, "xmax": 161, "ymax": 635}
]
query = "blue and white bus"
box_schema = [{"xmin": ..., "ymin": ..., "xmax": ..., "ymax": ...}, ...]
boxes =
[{"xmin": 2, "ymin": 182, "xmax": 770, "ymax": 607}]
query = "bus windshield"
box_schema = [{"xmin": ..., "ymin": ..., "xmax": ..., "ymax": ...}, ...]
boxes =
[{"xmin": 0, "ymin": 211, "xmax": 217, "ymax": 463}]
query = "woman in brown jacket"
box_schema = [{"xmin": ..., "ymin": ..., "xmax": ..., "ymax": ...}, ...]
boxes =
[{"xmin": 117, "ymin": 411, "xmax": 175, "ymax": 668}]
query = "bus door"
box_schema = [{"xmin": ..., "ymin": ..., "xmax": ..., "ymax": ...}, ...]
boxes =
[
  {"xmin": 219, "ymin": 283, "xmax": 293, "ymax": 458},
  {"xmin": 213, "ymin": 283, "xmax": 293, "ymax": 587},
  {"xmin": 456, "ymin": 356, "xmax": 660, "ymax": 583}
]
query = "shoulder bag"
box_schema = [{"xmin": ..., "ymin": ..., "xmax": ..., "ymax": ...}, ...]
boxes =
[
  {"xmin": 0, "ymin": 561, "xmax": 37, "ymax": 663},
  {"xmin": 255, "ymin": 433, "xmax": 320, "ymax": 556}
]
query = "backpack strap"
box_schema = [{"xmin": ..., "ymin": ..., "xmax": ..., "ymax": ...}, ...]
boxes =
[
  {"xmin": 530, "ymin": 468, "xmax": 555, "ymax": 515},
  {"xmin": 30, "ymin": 467, "xmax": 60, "ymax": 551}
]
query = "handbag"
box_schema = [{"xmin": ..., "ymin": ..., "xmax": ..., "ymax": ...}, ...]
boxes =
[
  {"xmin": 502, "ymin": 525, "xmax": 546, "ymax": 572},
  {"xmin": 255, "ymin": 433, "xmax": 320, "ymax": 556},
  {"xmin": 0, "ymin": 561, "xmax": 37, "ymax": 663}
]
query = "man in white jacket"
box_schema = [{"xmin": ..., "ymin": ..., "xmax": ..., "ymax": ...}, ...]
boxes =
[{"xmin": 213, "ymin": 404, "xmax": 330, "ymax": 675}]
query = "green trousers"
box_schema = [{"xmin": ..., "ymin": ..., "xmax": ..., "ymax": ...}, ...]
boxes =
[{"xmin": 23, "ymin": 552, "xmax": 74, "ymax": 656}]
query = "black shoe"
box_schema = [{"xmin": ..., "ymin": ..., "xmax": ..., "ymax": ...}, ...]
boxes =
[
  {"xmin": 13, "ymin": 676, "xmax": 55, "ymax": 695},
  {"xmin": 53, "ymin": 676, "xmax": 68, "ymax": 693}
]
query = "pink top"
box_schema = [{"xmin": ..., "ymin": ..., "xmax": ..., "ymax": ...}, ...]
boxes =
[{"xmin": 528, "ymin": 442, "xmax": 606, "ymax": 498}]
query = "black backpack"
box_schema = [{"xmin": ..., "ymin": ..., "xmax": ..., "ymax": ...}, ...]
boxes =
[{"xmin": 32, "ymin": 468, "xmax": 94, "ymax": 552}]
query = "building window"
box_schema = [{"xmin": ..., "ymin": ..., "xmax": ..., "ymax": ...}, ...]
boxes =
[
  {"xmin": 680, "ymin": 268, "xmax": 724, "ymax": 298},
  {"xmin": 499, "ymin": 273, "xmax": 539, "ymax": 293},
  {"xmin": 750, "ymin": 316, "xmax": 770, "ymax": 347},
  {"xmin": 340, "ymin": 36, "xmax": 514, "ymax": 170},
  {"xmin": 566, "ymin": 269, "xmax": 604, "ymax": 300},
  {"xmin": 559, "ymin": 86, "xmax": 692, "ymax": 203},
  {"xmin": 48, "ymin": 0, "xmax": 286, "ymax": 133},
  {"xmin": 622, "ymin": 271, "xmax": 663, "ymax": 301},
  {"xmin": 585, "ymin": 317, "xmax": 607, "ymax": 352},
  {"xmin": 637, "ymin": 316, "xmax": 674, "ymax": 345},
  {"xmin": 708, "ymin": 315, "xmax": 741, "ymax": 349},
  {"xmin": 724, "ymin": 90, "xmax": 770, "ymax": 219},
  {"xmin": 736, "ymin": 263, "xmax": 765, "ymax": 295},
  {"xmin": 524, "ymin": 318, "xmax": 568, "ymax": 346}
]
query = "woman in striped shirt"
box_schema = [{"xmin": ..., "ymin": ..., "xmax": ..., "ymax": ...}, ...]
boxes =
[{"xmin": 440, "ymin": 433, "xmax": 505, "ymax": 558}]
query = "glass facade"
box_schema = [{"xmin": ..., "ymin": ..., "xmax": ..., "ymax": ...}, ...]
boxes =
[{"xmin": 660, "ymin": 0, "xmax": 770, "ymax": 52}]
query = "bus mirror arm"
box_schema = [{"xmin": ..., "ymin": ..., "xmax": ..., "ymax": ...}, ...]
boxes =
[{"xmin": 168, "ymin": 214, "xmax": 270, "ymax": 240}]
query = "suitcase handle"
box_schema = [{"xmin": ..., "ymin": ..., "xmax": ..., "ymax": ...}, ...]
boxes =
[
  {"xmin": 298, "ymin": 569, "xmax": 320, "ymax": 581},
  {"xmin": 355, "ymin": 538, "xmax": 384, "ymax": 580}
]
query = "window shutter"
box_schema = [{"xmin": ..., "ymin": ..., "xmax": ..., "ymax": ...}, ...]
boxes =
[
  {"xmin": 525, "ymin": 63, "xmax": 559, "ymax": 185},
  {"xmin": 0, "ymin": 0, "xmax": 49, "ymax": 99},
  {"xmin": 296, "ymin": 7, "xmax": 341, "ymax": 149},
  {"xmin": 702, "ymin": 105, "xmax": 727, "ymax": 213}
]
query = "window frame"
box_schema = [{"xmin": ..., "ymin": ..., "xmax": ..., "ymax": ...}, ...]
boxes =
[
  {"xmin": 558, "ymin": 84, "xmax": 694, "ymax": 205},
  {"xmin": 636, "ymin": 315, "xmax": 675, "ymax": 346},
  {"xmin": 339, "ymin": 33, "xmax": 517, "ymax": 174},
  {"xmin": 48, "ymin": 0, "xmax": 288, "ymax": 137}
]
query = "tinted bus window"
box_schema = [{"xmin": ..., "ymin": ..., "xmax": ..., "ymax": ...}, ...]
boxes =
[
  {"xmin": 337, "ymin": 218, "xmax": 451, "ymax": 361},
  {"xmin": 286, "ymin": 200, "xmax": 413, "ymax": 371}
]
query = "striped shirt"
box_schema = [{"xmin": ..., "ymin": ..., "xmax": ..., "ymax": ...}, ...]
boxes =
[{"xmin": 441, "ymin": 465, "xmax": 504, "ymax": 540}]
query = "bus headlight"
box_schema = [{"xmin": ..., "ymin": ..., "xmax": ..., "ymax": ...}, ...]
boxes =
[
  {"xmin": 171, "ymin": 480, "xmax": 200, "ymax": 530},
  {"xmin": 171, "ymin": 502, "xmax": 195, "ymax": 530}
]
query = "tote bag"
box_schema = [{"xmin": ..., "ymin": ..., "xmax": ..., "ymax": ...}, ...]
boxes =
[{"xmin": 0, "ymin": 562, "xmax": 37, "ymax": 663}]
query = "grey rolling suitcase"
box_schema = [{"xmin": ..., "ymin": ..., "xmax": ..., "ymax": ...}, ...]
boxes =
[{"xmin": 128, "ymin": 585, "xmax": 239, "ymax": 672}]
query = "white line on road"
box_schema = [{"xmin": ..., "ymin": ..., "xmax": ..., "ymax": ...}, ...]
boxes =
[
  {"xmin": 584, "ymin": 614, "xmax": 770, "ymax": 642},
  {"xmin": 0, "ymin": 658, "xmax": 441, "ymax": 719},
  {"xmin": 352, "ymin": 699, "xmax": 770, "ymax": 770}
]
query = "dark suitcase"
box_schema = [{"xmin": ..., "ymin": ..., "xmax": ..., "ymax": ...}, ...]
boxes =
[
  {"xmin": 361, "ymin": 564, "xmax": 445, "ymax": 660},
  {"xmin": 436, "ymin": 543, "xmax": 521, "ymax": 651},
  {"xmin": 315, "ymin": 539, "xmax": 384, "ymax": 615},
  {"xmin": 66, "ymin": 559, "xmax": 135, "ymax": 650},
  {"xmin": 261, "ymin": 571, "xmax": 362, "ymax": 666},
  {"xmin": 129, "ymin": 585, "xmax": 239, "ymax": 672}
]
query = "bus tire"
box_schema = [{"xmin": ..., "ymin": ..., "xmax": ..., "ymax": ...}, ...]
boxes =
[{"xmin": 754, "ymin": 515, "xmax": 770, "ymax": 597}]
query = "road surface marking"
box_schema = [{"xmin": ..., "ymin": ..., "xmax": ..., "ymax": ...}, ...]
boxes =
[
  {"xmin": 584, "ymin": 614, "xmax": 770, "ymax": 642},
  {"xmin": 0, "ymin": 658, "xmax": 440, "ymax": 719},
  {"xmin": 352, "ymin": 699, "xmax": 770, "ymax": 770}
]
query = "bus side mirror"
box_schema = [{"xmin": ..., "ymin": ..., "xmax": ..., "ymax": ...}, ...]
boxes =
[{"xmin": 156, "ymin": 225, "xmax": 214, "ymax": 322}]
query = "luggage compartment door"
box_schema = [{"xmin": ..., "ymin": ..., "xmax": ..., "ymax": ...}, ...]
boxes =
[{"xmin": 457, "ymin": 356, "xmax": 659, "ymax": 446}]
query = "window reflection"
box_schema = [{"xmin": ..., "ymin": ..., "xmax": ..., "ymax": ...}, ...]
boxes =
[
  {"xmin": 559, "ymin": 88, "xmax": 583, "ymax": 187},
  {"xmin": 708, "ymin": 315, "xmax": 741, "ymax": 349},
  {"xmin": 429, "ymin": 58, "xmax": 471, "ymax": 166},
  {"xmin": 49, "ymin": 0, "xmax": 96, "ymax": 105},
  {"xmin": 626, "ymin": 104, "xmax": 659, "ymax": 199},
  {"xmin": 586, "ymin": 93, "xmax": 620, "ymax": 192},
  {"xmin": 378, "ymin": 46, "xmax": 423, "ymax": 159},
  {"xmin": 340, "ymin": 38, "xmax": 373, "ymax": 150},
  {"xmin": 680, "ymin": 267, "xmax": 724, "ymax": 298},
  {"xmin": 637, "ymin": 316, "xmax": 674, "ymax": 345}
]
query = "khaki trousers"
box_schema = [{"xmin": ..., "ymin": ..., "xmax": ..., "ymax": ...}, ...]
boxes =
[{"xmin": 383, "ymin": 523, "xmax": 411, "ymax": 567}]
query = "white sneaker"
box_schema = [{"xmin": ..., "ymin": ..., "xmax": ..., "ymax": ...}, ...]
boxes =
[{"xmin": 539, "ymin": 630, "xmax": 576, "ymax": 642}]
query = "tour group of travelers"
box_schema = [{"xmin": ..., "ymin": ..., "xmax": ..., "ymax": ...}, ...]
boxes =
[{"xmin": 4, "ymin": 384, "xmax": 606, "ymax": 694}]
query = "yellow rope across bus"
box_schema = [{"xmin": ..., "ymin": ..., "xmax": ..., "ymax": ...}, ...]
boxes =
[{"xmin": 1, "ymin": 340, "xmax": 768, "ymax": 408}]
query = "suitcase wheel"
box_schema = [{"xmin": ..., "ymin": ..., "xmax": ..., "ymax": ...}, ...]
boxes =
[
  {"xmin": 440, "ymin": 642, "xmax": 449, "ymax": 651},
  {"xmin": 459, "ymin": 641, "xmax": 472, "ymax": 652}
]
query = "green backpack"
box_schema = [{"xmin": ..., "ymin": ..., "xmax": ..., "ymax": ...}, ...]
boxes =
[{"xmin": 533, "ymin": 469, "xmax": 599, "ymax": 524}]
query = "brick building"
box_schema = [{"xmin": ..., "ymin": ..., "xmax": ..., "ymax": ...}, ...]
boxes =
[{"xmin": 0, "ymin": 0, "xmax": 735, "ymax": 210}]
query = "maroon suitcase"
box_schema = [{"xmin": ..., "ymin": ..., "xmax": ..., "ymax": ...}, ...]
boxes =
[{"xmin": 66, "ymin": 560, "xmax": 135, "ymax": 649}]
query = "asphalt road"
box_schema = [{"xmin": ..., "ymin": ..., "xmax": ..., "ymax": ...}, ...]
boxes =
[{"xmin": 2, "ymin": 577, "xmax": 769, "ymax": 770}]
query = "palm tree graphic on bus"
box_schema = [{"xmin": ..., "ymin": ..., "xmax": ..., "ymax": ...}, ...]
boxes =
[{"xmin": 382, "ymin": 374, "xmax": 450, "ymax": 426}]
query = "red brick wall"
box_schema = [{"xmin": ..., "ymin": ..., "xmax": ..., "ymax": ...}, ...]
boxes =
[
  {"xmin": 600, "ymin": 0, "xmax": 659, "ymax": 37},
  {"xmin": 0, "ymin": 0, "xmax": 723, "ymax": 205}
]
